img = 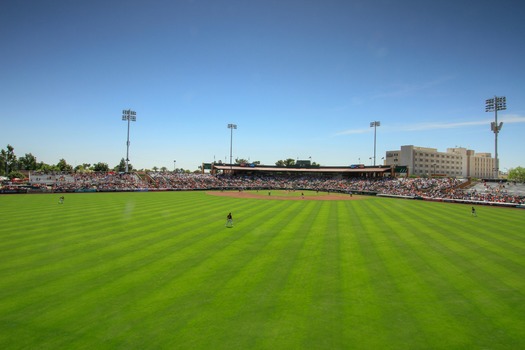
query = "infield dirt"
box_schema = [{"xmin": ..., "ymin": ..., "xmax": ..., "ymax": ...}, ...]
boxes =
[{"xmin": 207, "ymin": 190, "xmax": 364, "ymax": 201}]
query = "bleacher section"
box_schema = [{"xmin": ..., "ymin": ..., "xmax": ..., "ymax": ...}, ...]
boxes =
[{"xmin": 17, "ymin": 172, "xmax": 525, "ymax": 207}]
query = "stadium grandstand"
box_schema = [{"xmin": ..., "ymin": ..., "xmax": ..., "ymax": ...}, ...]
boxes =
[
  {"xmin": 210, "ymin": 163, "xmax": 395, "ymax": 178},
  {"xmin": 2, "ymin": 167, "xmax": 523, "ymax": 207}
]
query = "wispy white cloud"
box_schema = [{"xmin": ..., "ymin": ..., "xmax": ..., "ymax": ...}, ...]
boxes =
[
  {"xmin": 500, "ymin": 115, "xmax": 525, "ymax": 124},
  {"xmin": 403, "ymin": 115, "xmax": 525, "ymax": 131},
  {"xmin": 335, "ymin": 115, "xmax": 525, "ymax": 136},
  {"xmin": 403, "ymin": 120, "xmax": 488, "ymax": 131}
]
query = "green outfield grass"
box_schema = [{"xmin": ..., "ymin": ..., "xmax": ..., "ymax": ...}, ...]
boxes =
[
  {"xmin": 247, "ymin": 189, "xmax": 349, "ymax": 197},
  {"xmin": 0, "ymin": 191, "xmax": 524, "ymax": 349}
]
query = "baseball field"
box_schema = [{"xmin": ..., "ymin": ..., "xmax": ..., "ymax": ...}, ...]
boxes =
[{"xmin": 0, "ymin": 191, "xmax": 524, "ymax": 349}]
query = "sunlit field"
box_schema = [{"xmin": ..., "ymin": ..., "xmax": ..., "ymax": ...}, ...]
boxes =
[{"xmin": 0, "ymin": 191, "xmax": 524, "ymax": 349}]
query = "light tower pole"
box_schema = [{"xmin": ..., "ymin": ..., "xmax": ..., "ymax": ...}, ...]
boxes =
[
  {"xmin": 227, "ymin": 123, "xmax": 237, "ymax": 172},
  {"xmin": 485, "ymin": 96, "xmax": 506, "ymax": 179},
  {"xmin": 122, "ymin": 109, "xmax": 136, "ymax": 173},
  {"xmin": 370, "ymin": 121, "xmax": 380, "ymax": 166}
]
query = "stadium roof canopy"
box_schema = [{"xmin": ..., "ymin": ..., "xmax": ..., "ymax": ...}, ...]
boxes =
[{"xmin": 212, "ymin": 164, "xmax": 392, "ymax": 176}]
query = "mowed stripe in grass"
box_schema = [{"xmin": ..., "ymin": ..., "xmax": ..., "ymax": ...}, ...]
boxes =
[
  {"xmin": 0, "ymin": 193, "xmax": 292, "ymax": 348},
  {"xmin": 168, "ymin": 201, "xmax": 325, "ymax": 348},
  {"xmin": 348, "ymin": 199, "xmax": 431, "ymax": 347},
  {"xmin": 1, "ymin": 192, "xmax": 226, "ymax": 347},
  {"xmin": 93, "ymin": 198, "xmax": 308, "ymax": 348},
  {"xmin": 363, "ymin": 199, "xmax": 476, "ymax": 347},
  {"xmin": 371, "ymin": 199, "xmax": 525, "ymax": 348},
  {"xmin": 0, "ymin": 192, "xmax": 524, "ymax": 349}
]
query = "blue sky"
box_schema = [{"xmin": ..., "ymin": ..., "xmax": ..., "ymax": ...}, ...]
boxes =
[{"xmin": 1, "ymin": 0, "xmax": 524, "ymax": 171}]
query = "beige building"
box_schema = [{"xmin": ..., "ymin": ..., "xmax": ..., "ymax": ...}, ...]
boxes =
[{"xmin": 384, "ymin": 145, "xmax": 495, "ymax": 178}]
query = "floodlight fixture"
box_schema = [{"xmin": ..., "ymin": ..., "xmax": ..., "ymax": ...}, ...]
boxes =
[
  {"xmin": 122, "ymin": 109, "xmax": 137, "ymax": 173},
  {"xmin": 485, "ymin": 96, "xmax": 506, "ymax": 179},
  {"xmin": 227, "ymin": 123, "xmax": 237, "ymax": 171},
  {"xmin": 370, "ymin": 121, "xmax": 381, "ymax": 166}
]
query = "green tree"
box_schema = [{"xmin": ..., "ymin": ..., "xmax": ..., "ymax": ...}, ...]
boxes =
[
  {"xmin": 93, "ymin": 162, "xmax": 109, "ymax": 172},
  {"xmin": 1, "ymin": 145, "xmax": 17, "ymax": 175},
  {"xmin": 115, "ymin": 158, "xmax": 126, "ymax": 172},
  {"xmin": 114, "ymin": 158, "xmax": 132, "ymax": 172},
  {"xmin": 8, "ymin": 171, "xmax": 25, "ymax": 180},
  {"xmin": 275, "ymin": 158, "xmax": 296, "ymax": 167},
  {"xmin": 56, "ymin": 159, "xmax": 73, "ymax": 172},
  {"xmin": 18, "ymin": 153, "xmax": 38, "ymax": 170},
  {"xmin": 235, "ymin": 158, "xmax": 249, "ymax": 165},
  {"xmin": 508, "ymin": 166, "xmax": 525, "ymax": 182},
  {"xmin": 38, "ymin": 162, "xmax": 58, "ymax": 172},
  {"xmin": 0, "ymin": 152, "xmax": 4, "ymax": 176},
  {"xmin": 74, "ymin": 163, "xmax": 92, "ymax": 172}
]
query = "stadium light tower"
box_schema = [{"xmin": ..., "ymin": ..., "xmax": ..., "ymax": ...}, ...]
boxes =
[
  {"xmin": 370, "ymin": 121, "xmax": 380, "ymax": 166},
  {"xmin": 122, "ymin": 109, "xmax": 137, "ymax": 173},
  {"xmin": 485, "ymin": 96, "xmax": 506, "ymax": 179},
  {"xmin": 227, "ymin": 123, "xmax": 237, "ymax": 171}
]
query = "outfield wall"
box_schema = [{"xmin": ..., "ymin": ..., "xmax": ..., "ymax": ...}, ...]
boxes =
[{"xmin": 377, "ymin": 193, "xmax": 524, "ymax": 209}]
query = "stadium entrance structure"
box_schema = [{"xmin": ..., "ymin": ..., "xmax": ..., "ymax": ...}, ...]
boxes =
[{"xmin": 211, "ymin": 163, "xmax": 394, "ymax": 178}]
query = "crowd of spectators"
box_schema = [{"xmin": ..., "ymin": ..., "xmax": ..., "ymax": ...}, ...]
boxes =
[
  {"xmin": 46, "ymin": 172, "xmax": 148, "ymax": 192},
  {"xmin": 149, "ymin": 172, "xmax": 223, "ymax": 190},
  {"xmin": 7, "ymin": 171, "xmax": 523, "ymax": 205},
  {"xmin": 443, "ymin": 181, "xmax": 525, "ymax": 204}
]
